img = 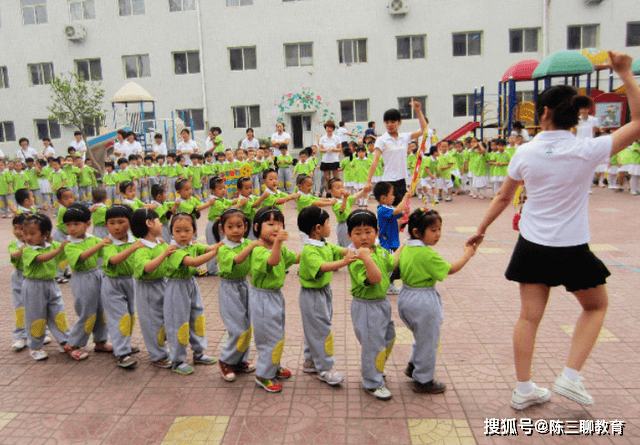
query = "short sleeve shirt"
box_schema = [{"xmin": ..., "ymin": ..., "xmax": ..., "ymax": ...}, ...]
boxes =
[
  {"xmin": 348, "ymin": 246, "xmax": 396, "ymax": 300},
  {"xmin": 8, "ymin": 240, "xmax": 24, "ymax": 270},
  {"xmin": 374, "ymin": 132, "xmax": 413, "ymax": 182},
  {"xmin": 319, "ymin": 135, "xmax": 341, "ymax": 164},
  {"xmin": 166, "ymin": 243, "xmax": 207, "ymax": 279},
  {"xmin": 207, "ymin": 197, "xmax": 233, "ymax": 221},
  {"xmin": 218, "ymin": 238, "xmax": 252, "ymax": 279},
  {"xmin": 241, "ymin": 138, "xmax": 260, "ymax": 151},
  {"xmin": 377, "ymin": 205, "xmax": 400, "ymax": 250},
  {"xmin": 250, "ymin": 245, "xmax": 297, "ymax": 290},
  {"xmin": 65, "ymin": 235, "xmax": 101, "ymax": 271},
  {"xmin": 399, "ymin": 240, "xmax": 451, "ymax": 287},
  {"xmin": 23, "ymin": 242, "xmax": 65, "ymax": 279},
  {"xmin": 271, "ymin": 131, "xmax": 291, "ymax": 146},
  {"xmin": 133, "ymin": 241, "xmax": 170, "ymax": 280},
  {"xmin": 299, "ymin": 239, "xmax": 343, "ymax": 288},
  {"xmin": 332, "ymin": 195, "xmax": 355, "ymax": 223},
  {"xmin": 101, "ymin": 234, "xmax": 136, "ymax": 277}
]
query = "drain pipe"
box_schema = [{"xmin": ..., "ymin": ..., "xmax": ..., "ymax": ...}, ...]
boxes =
[
  {"xmin": 542, "ymin": 0, "xmax": 550, "ymax": 58},
  {"xmin": 195, "ymin": 0, "xmax": 209, "ymax": 132}
]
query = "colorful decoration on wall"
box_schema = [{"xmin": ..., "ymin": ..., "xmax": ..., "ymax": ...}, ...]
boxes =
[
  {"xmin": 272, "ymin": 88, "xmax": 336, "ymax": 127},
  {"xmin": 220, "ymin": 164, "xmax": 253, "ymax": 196}
]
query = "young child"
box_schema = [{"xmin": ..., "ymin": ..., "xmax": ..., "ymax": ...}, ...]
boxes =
[
  {"xmin": 54, "ymin": 188, "xmax": 75, "ymax": 283},
  {"xmin": 258, "ymin": 169, "xmax": 297, "ymax": 212},
  {"xmin": 235, "ymin": 177, "xmax": 259, "ymax": 239},
  {"xmin": 37, "ymin": 159, "xmax": 52, "ymax": 210},
  {"xmin": 276, "ymin": 144, "xmax": 293, "ymax": 193},
  {"xmin": 293, "ymin": 148, "xmax": 313, "ymax": 184},
  {"xmin": 489, "ymin": 138, "xmax": 511, "ymax": 195},
  {"xmin": 0, "ymin": 159, "xmax": 14, "ymax": 218},
  {"xmin": 156, "ymin": 155, "xmax": 168, "ymax": 192},
  {"xmin": 131, "ymin": 209, "xmax": 176, "ymax": 369},
  {"xmin": 173, "ymin": 177, "xmax": 216, "ymax": 220},
  {"xmin": 120, "ymin": 181, "xmax": 145, "ymax": 211},
  {"xmin": 399, "ymin": 209, "xmax": 475, "ymax": 393},
  {"xmin": 436, "ymin": 141, "xmax": 455, "ymax": 202},
  {"xmin": 213, "ymin": 208, "xmax": 259, "ymax": 381},
  {"xmin": 76, "ymin": 157, "xmax": 93, "ymax": 204},
  {"xmin": 149, "ymin": 184, "xmax": 174, "ymax": 243},
  {"xmin": 327, "ymin": 178, "xmax": 367, "ymax": 247},
  {"xmin": 249, "ymin": 207, "xmax": 299, "ymax": 392},
  {"xmin": 103, "ymin": 162, "xmax": 118, "ymax": 205},
  {"xmin": 63, "ymin": 156, "xmax": 80, "ymax": 201},
  {"xmin": 63, "ymin": 204, "xmax": 111, "ymax": 360},
  {"xmin": 470, "ymin": 141, "xmax": 489, "ymax": 199},
  {"xmin": 202, "ymin": 151, "xmax": 215, "ymax": 198},
  {"xmin": 297, "ymin": 206, "xmax": 355, "ymax": 385},
  {"xmin": 373, "ymin": 182, "xmax": 411, "ymax": 294},
  {"xmin": 24, "ymin": 158, "xmax": 42, "ymax": 210},
  {"xmin": 419, "ymin": 147, "xmax": 438, "ymax": 203},
  {"xmin": 21, "ymin": 214, "xmax": 71, "ymax": 360},
  {"xmin": 188, "ymin": 154, "xmax": 204, "ymax": 200},
  {"xmin": 352, "ymin": 145, "xmax": 372, "ymax": 207},
  {"xmin": 340, "ymin": 146, "xmax": 355, "ymax": 196},
  {"xmin": 166, "ymin": 153, "xmax": 184, "ymax": 200},
  {"xmin": 295, "ymin": 175, "xmax": 334, "ymax": 215},
  {"xmin": 164, "ymin": 213, "xmax": 221, "ymax": 374},
  {"xmin": 14, "ymin": 188, "xmax": 36, "ymax": 215},
  {"xmin": 90, "ymin": 189, "xmax": 108, "ymax": 239},
  {"xmin": 101, "ymin": 205, "xmax": 140, "ymax": 368},
  {"xmin": 365, "ymin": 136, "xmax": 383, "ymax": 193},
  {"xmin": 346, "ymin": 210, "xmax": 398, "ymax": 400}
]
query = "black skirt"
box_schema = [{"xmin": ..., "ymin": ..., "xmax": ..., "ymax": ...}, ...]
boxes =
[
  {"xmin": 505, "ymin": 235, "xmax": 610, "ymax": 292},
  {"xmin": 320, "ymin": 161, "xmax": 340, "ymax": 171}
]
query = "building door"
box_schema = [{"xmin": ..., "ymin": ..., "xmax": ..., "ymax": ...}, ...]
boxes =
[{"xmin": 290, "ymin": 114, "xmax": 312, "ymax": 150}]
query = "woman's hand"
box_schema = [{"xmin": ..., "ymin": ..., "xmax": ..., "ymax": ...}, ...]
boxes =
[
  {"xmin": 609, "ymin": 51, "xmax": 632, "ymax": 74},
  {"xmin": 466, "ymin": 233, "xmax": 485, "ymax": 248}
]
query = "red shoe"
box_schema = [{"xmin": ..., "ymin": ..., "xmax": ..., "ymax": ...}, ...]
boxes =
[
  {"xmin": 276, "ymin": 367, "xmax": 292, "ymax": 379},
  {"xmin": 219, "ymin": 361, "xmax": 236, "ymax": 382},
  {"xmin": 255, "ymin": 377, "xmax": 282, "ymax": 393}
]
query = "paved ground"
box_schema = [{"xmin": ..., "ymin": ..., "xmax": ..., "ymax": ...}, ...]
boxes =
[{"xmin": 0, "ymin": 186, "xmax": 638, "ymax": 444}]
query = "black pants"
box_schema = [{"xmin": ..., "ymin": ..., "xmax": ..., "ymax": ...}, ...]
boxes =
[{"xmin": 388, "ymin": 179, "xmax": 407, "ymax": 206}]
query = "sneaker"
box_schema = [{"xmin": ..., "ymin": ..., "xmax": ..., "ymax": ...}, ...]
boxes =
[
  {"xmin": 445, "ymin": 196, "xmax": 452, "ymax": 202},
  {"xmin": 193, "ymin": 353, "xmax": 217, "ymax": 365},
  {"xmin": 318, "ymin": 368, "xmax": 344, "ymax": 386},
  {"xmin": 64, "ymin": 345, "xmax": 89, "ymax": 361},
  {"xmin": 12, "ymin": 339, "xmax": 26, "ymax": 351},
  {"xmin": 152, "ymin": 358, "xmax": 173, "ymax": 369},
  {"xmin": 302, "ymin": 359, "xmax": 317, "ymax": 374},
  {"xmin": 117, "ymin": 355, "xmax": 137, "ymax": 368},
  {"xmin": 413, "ymin": 379, "xmax": 446, "ymax": 394},
  {"xmin": 233, "ymin": 361, "xmax": 256, "ymax": 374},
  {"xmin": 552, "ymin": 374, "xmax": 594, "ymax": 406},
  {"xmin": 510, "ymin": 383, "xmax": 552, "ymax": 410},
  {"xmin": 43, "ymin": 335, "xmax": 51, "ymax": 345},
  {"xmin": 255, "ymin": 377, "xmax": 282, "ymax": 393},
  {"xmin": 173, "ymin": 363, "xmax": 195, "ymax": 375},
  {"xmin": 276, "ymin": 367, "xmax": 292, "ymax": 379},
  {"xmin": 404, "ymin": 362, "xmax": 415, "ymax": 379},
  {"xmin": 437, "ymin": 195, "xmax": 442, "ymax": 201},
  {"xmin": 30, "ymin": 349, "xmax": 49, "ymax": 361},
  {"xmin": 364, "ymin": 385, "xmax": 392, "ymax": 401},
  {"xmin": 433, "ymin": 197, "xmax": 440, "ymax": 204},
  {"xmin": 219, "ymin": 361, "xmax": 237, "ymax": 382},
  {"xmin": 387, "ymin": 283, "xmax": 401, "ymax": 295},
  {"xmin": 130, "ymin": 346, "xmax": 140, "ymax": 354}
]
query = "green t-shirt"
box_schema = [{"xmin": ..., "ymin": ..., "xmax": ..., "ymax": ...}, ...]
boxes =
[
  {"xmin": 22, "ymin": 241, "xmax": 66, "ymax": 279},
  {"xmin": 505, "ymin": 146, "xmax": 518, "ymax": 158},
  {"xmin": 610, "ymin": 152, "xmax": 620, "ymax": 167},
  {"xmin": 276, "ymin": 154, "xmax": 293, "ymax": 169},
  {"xmin": 437, "ymin": 153, "xmax": 454, "ymax": 179},
  {"xmin": 299, "ymin": 239, "xmax": 343, "ymax": 288},
  {"xmin": 12, "ymin": 172, "xmax": 26, "ymax": 190},
  {"xmin": 420, "ymin": 156, "xmax": 437, "ymax": 179},
  {"xmin": 296, "ymin": 193, "xmax": 320, "ymax": 214},
  {"xmin": 332, "ymin": 195, "xmax": 355, "ymax": 223},
  {"xmin": 207, "ymin": 197, "xmax": 233, "ymax": 221},
  {"xmin": 399, "ymin": 240, "xmax": 451, "ymax": 288},
  {"xmin": 188, "ymin": 165, "xmax": 203, "ymax": 188},
  {"xmin": 294, "ymin": 161, "xmax": 313, "ymax": 177},
  {"xmin": 103, "ymin": 171, "xmax": 118, "ymax": 186},
  {"xmin": 38, "ymin": 166, "xmax": 51, "ymax": 180},
  {"xmin": 0, "ymin": 170, "xmax": 12, "ymax": 195},
  {"xmin": 218, "ymin": 238, "xmax": 252, "ymax": 280},
  {"xmin": 63, "ymin": 166, "xmax": 80, "ymax": 187},
  {"xmin": 49, "ymin": 169, "xmax": 68, "ymax": 191},
  {"xmin": 407, "ymin": 153, "xmax": 416, "ymax": 170},
  {"xmin": 24, "ymin": 168, "xmax": 40, "ymax": 189},
  {"xmin": 352, "ymin": 157, "xmax": 372, "ymax": 183},
  {"xmin": 92, "ymin": 204, "xmax": 107, "ymax": 227},
  {"xmin": 470, "ymin": 151, "xmax": 488, "ymax": 176},
  {"xmin": 101, "ymin": 234, "xmax": 136, "ymax": 277},
  {"xmin": 151, "ymin": 200, "xmax": 173, "ymax": 224},
  {"xmin": 8, "ymin": 240, "xmax": 24, "ymax": 271},
  {"xmin": 117, "ymin": 168, "xmax": 132, "ymax": 183},
  {"xmin": 133, "ymin": 240, "xmax": 170, "ymax": 280},
  {"xmin": 340, "ymin": 158, "xmax": 354, "ymax": 182},
  {"xmin": 238, "ymin": 195, "xmax": 257, "ymax": 221},
  {"xmin": 122, "ymin": 198, "xmax": 145, "ymax": 211},
  {"xmin": 166, "ymin": 242, "xmax": 207, "ymax": 279},
  {"xmin": 56, "ymin": 207, "xmax": 67, "ymax": 234},
  {"xmin": 250, "ymin": 245, "xmax": 297, "ymax": 290},
  {"xmin": 619, "ymin": 146, "xmax": 634, "ymax": 165},
  {"xmin": 176, "ymin": 196, "xmax": 202, "ymax": 215},
  {"xmin": 629, "ymin": 142, "xmax": 640, "ymax": 164},
  {"xmin": 64, "ymin": 235, "xmax": 101, "ymax": 271},
  {"xmin": 260, "ymin": 189, "xmax": 287, "ymax": 212},
  {"xmin": 213, "ymin": 135, "xmax": 224, "ymax": 153},
  {"xmin": 492, "ymin": 151, "xmax": 512, "ymax": 177},
  {"xmin": 78, "ymin": 166, "xmax": 95, "ymax": 187},
  {"xmin": 348, "ymin": 246, "xmax": 396, "ymax": 300}
]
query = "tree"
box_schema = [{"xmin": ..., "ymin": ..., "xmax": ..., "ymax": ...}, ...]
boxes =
[{"xmin": 48, "ymin": 72, "xmax": 106, "ymax": 174}]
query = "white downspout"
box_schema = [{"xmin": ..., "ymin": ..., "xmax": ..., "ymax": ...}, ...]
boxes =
[
  {"xmin": 195, "ymin": 0, "xmax": 209, "ymax": 130},
  {"xmin": 542, "ymin": 0, "xmax": 550, "ymax": 58}
]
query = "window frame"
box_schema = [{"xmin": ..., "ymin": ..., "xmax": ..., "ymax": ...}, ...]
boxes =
[
  {"xmin": 396, "ymin": 35, "xmax": 426, "ymax": 60},
  {"xmin": 122, "ymin": 54, "xmax": 151, "ymax": 79},
  {"xmin": 626, "ymin": 22, "xmax": 640, "ymax": 47},
  {"xmin": 232, "ymin": 105, "xmax": 261, "ymax": 129},
  {"xmin": 0, "ymin": 122, "xmax": 16, "ymax": 143},
  {"xmin": 75, "ymin": 58, "xmax": 102, "ymax": 81},
  {"xmin": 83, "ymin": 117, "xmax": 102, "ymax": 137},
  {"xmin": 228, "ymin": 46, "xmax": 257, "ymax": 71},
  {"xmin": 397, "ymin": 96, "xmax": 427, "ymax": 120},
  {"xmin": 169, "ymin": 0, "xmax": 195, "ymax": 12},
  {"xmin": 0, "ymin": 67, "xmax": 8, "ymax": 89},
  {"xmin": 28, "ymin": 62, "xmax": 54, "ymax": 86},
  {"xmin": 173, "ymin": 51, "xmax": 200, "ymax": 75},
  {"xmin": 567, "ymin": 24, "xmax": 599, "ymax": 50},
  {"xmin": 118, "ymin": 0, "xmax": 145, "ymax": 17},
  {"xmin": 338, "ymin": 39, "xmax": 367, "ymax": 65},
  {"xmin": 453, "ymin": 94, "xmax": 475, "ymax": 118},
  {"xmin": 284, "ymin": 42, "xmax": 313, "ymax": 68},
  {"xmin": 509, "ymin": 27, "xmax": 539, "ymax": 53},
  {"xmin": 452, "ymin": 31, "xmax": 482, "ymax": 57},
  {"xmin": 226, "ymin": 0, "xmax": 252, "ymax": 6},
  {"xmin": 68, "ymin": 0, "xmax": 95, "ymax": 20},
  {"xmin": 21, "ymin": 0, "xmax": 48, "ymax": 25},
  {"xmin": 176, "ymin": 109, "xmax": 204, "ymax": 131},
  {"xmin": 340, "ymin": 99, "xmax": 369, "ymax": 123},
  {"xmin": 34, "ymin": 119, "xmax": 61, "ymax": 140}
]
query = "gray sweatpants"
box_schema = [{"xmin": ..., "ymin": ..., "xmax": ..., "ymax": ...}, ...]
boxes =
[
  {"xmin": 11, "ymin": 270, "xmax": 26, "ymax": 340},
  {"xmin": 105, "ymin": 185, "xmax": 117, "ymax": 205},
  {"xmin": 70, "ymin": 185, "xmax": 79, "ymax": 201},
  {"xmin": 68, "ymin": 268, "xmax": 108, "ymax": 348},
  {"xmin": 278, "ymin": 167, "xmax": 293, "ymax": 194},
  {"xmin": 219, "ymin": 277, "xmax": 251, "ymax": 366},
  {"xmin": 78, "ymin": 185, "xmax": 91, "ymax": 204},
  {"xmin": 135, "ymin": 278, "xmax": 169, "ymax": 362},
  {"xmin": 165, "ymin": 277, "xmax": 207, "ymax": 366},
  {"xmin": 32, "ymin": 189, "xmax": 42, "ymax": 209},
  {"xmin": 205, "ymin": 221, "xmax": 219, "ymax": 275},
  {"xmin": 398, "ymin": 285, "xmax": 444, "ymax": 384},
  {"xmin": 0, "ymin": 194, "xmax": 13, "ymax": 214},
  {"xmin": 336, "ymin": 221, "xmax": 349, "ymax": 248},
  {"xmin": 350, "ymin": 297, "xmax": 396, "ymax": 390},
  {"xmin": 167, "ymin": 177, "xmax": 178, "ymax": 201},
  {"xmin": 251, "ymin": 173, "xmax": 262, "ymax": 196},
  {"xmin": 299, "ymin": 285, "xmax": 334, "ymax": 372},
  {"xmin": 23, "ymin": 278, "xmax": 69, "ymax": 350},
  {"xmin": 249, "ymin": 286, "xmax": 285, "ymax": 380},
  {"xmin": 53, "ymin": 229, "xmax": 70, "ymax": 279},
  {"xmin": 102, "ymin": 275, "xmax": 136, "ymax": 357}
]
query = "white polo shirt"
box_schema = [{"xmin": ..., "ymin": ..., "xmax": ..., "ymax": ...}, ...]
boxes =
[
  {"xmin": 240, "ymin": 137, "xmax": 260, "ymax": 151},
  {"xmin": 177, "ymin": 140, "xmax": 198, "ymax": 166},
  {"xmin": 69, "ymin": 139, "xmax": 87, "ymax": 160},
  {"xmin": 271, "ymin": 131, "xmax": 291, "ymax": 146},
  {"xmin": 319, "ymin": 135, "xmax": 341, "ymax": 164},
  {"xmin": 374, "ymin": 132, "xmax": 412, "ymax": 182},
  {"xmin": 16, "ymin": 146, "xmax": 38, "ymax": 162},
  {"xmin": 508, "ymin": 131, "xmax": 612, "ymax": 247},
  {"xmin": 576, "ymin": 115, "xmax": 599, "ymax": 140}
]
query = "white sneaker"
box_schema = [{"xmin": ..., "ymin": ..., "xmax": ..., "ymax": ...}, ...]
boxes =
[
  {"xmin": 510, "ymin": 383, "xmax": 551, "ymax": 410},
  {"xmin": 30, "ymin": 349, "xmax": 49, "ymax": 361},
  {"xmin": 12, "ymin": 339, "xmax": 26, "ymax": 351},
  {"xmin": 43, "ymin": 335, "xmax": 51, "ymax": 345},
  {"xmin": 318, "ymin": 368, "xmax": 344, "ymax": 386},
  {"xmin": 553, "ymin": 373, "xmax": 594, "ymax": 406},
  {"xmin": 365, "ymin": 385, "xmax": 392, "ymax": 401},
  {"xmin": 387, "ymin": 283, "xmax": 401, "ymax": 295}
]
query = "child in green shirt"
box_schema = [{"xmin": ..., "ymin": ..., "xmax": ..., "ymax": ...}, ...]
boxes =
[
  {"xmin": 0, "ymin": 159, "xmax": 14, "ymax": 217},
  {"xmin": 90, "ymin": 188, "xmax": 109, "ymax": 239},
  {"xmin": 37, "ymin": 158, "xmax": 52, "ymax": 210},
  {"xmin": 120, "ymin": 181, "xmax": 145, "ymax": 211},
  {"xmin": 8, "ymin": 214, "xmax": 30, "ymax": 350},
  {"xmin": 276, "ymin": 144, "xmax": 293, "ymax": 193},
  {"xmin": 352, "ymin": 145, "xmax": 372, "ymax": 207},
  {"xmin": 54, "ymin": 188, "xmax": 75, "ymax": 283},
  {"xmin": 256, "ymin": 169, "xmax": 297, "ymax": 212},
  {"xmin": 327, "ymin": 178, "xmax": 367, "ymax": 247}
]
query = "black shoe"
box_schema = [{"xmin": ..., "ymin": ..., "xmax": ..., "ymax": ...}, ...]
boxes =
[
  {"xmin": 412, "ymin": 379, "xmax": 446, "ymax": 394},
  {"xmin": 404, "ymin": 362, "xmax": 414, "ymax": 379}
]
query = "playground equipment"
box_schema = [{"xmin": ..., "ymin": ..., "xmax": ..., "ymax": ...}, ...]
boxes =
[{"xmin": 498, "ymin": 59, "xmax": 540, "ymax": 137}]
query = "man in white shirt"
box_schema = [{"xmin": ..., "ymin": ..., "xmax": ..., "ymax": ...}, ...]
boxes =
[
  {"xmin": 69, "ymin": 131, "xmax": 87, "ymax": 161},
  {"xmin": 16, "ymin": 138, "xmax": 39, "ymax": 162}
]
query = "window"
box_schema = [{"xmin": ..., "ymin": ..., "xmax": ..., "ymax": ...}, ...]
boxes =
[
  {"xmin": 35, "ymin": 119, "xmax": 61, "ymax": 140},
  {"xmin": 176, "ymin": 109, "xmax": 204, "ymax": 131},
  {"xmin": 169, "ymin": 0, "xmax": 195, "ymax": 12},
  {"xmin": 567, "ymin": 24, "xmax": 598, "ymax": 49},
  {"xmin": 0, "ymin": 67, "xmax": 8, "ymax": 89},
  {"xmin": 226, "ymin": 0, "xmax": 252, "ymax": 5},
  {"xmin": 28, "ymin": 63, "xmax": 54, "ymax": 86},
  {"xmin": 397, "ymin": 35, "xmax": 426, "ymax": 60},
  {"xmin": 69, "ymin": 0, "xmax": 95, "ymax": 20},
  {"xmin": 119, "ymin": 0, "xmax": 144, "ymax": 16},
  {"xmin": 397, "ymin": 96, "xmax": 427, "ymax": 119},
  {"xmin": 123, "ymin": 55, "xmax": 150, "ymax": 78},
  {"xmin": 516, "ymin": 90, "xmax": 535, "ymax": 103},
  {"xmin": 75, "ymin": 58, "xmax": 102, "ymax": 81},
  {"xmin": 83, "ymin": 118, "xmax": 102, "ymax": 137},
  {"xmin": 0, "ymin": 122, "xmax": 16, "ymax": 143},
  {"xmin": 452, "ymin": 31, "xmax": 482, "ymax": 56},
  {"xmin": 509, "ymin": 28, "xmax": 539, "ymax": 53},
  {"xmin": 173, "ymin": 51, "xmax": 200, "ymax": 75},
  {"xmin": 284, "ymin": 43, "xmax": 313, "ymax": 67},
  {"xmin": 627, "ymin": 22, "xmax": 640, "ymax": 47},
  {"xmin": 340, "ymin": 100, "xmax": 368, "ymax": 123},
  {"xmin": 21, "ymin": 0, "xmax": 48, "ymax": 25},
  {"xmin": 229, "ymin": 47, "xmax": 257, "ymax": 71},
  {"xmin": 453, "ymin": 94, "xmax": 475, "ymax": 117},
  {"xmin": 233, "ymin": 106, "xmax": 260, "ymax": 128},
  {"xmin": 338, "ymin": 39, "xmax": 367, "ymax": 64}
]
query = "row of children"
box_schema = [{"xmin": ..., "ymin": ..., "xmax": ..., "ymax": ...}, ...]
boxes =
[{"xmin": 597, "ymin": 139, "xmax": 640, "ymax": 193}]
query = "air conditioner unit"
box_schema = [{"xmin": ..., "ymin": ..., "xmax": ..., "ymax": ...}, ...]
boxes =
[
  {"xmin": 64, "ymin": 24, "xmax": 86, "ymax": 41},
  {"xmin": 388, "ymin": 0, "xmax": 409, "ymax": 15},
  {"xmin": 584, "ymin": 0, "xmax": 603, "ymax": 4}
]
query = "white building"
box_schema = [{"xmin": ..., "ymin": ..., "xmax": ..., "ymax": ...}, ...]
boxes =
[{"xmin": 0, "ymin": 0, "xmax": 638, "ymax": 157}]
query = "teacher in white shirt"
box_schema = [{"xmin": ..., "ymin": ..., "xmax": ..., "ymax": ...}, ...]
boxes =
[{"xmin": 270, "ymin": 122, "xmax": 291, "ymax": 152}]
